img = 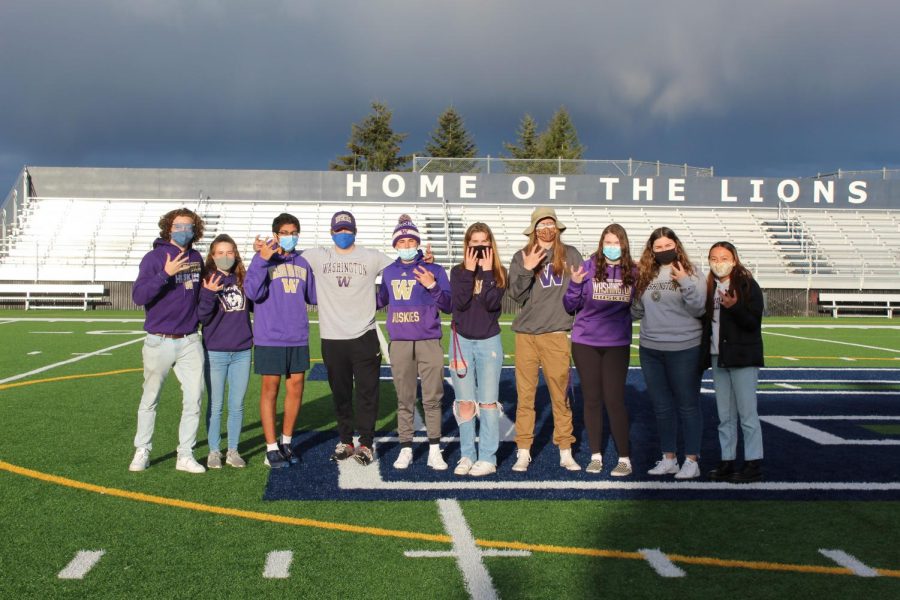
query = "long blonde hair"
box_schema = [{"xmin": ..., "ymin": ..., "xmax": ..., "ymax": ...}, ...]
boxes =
[
  {"xmin": 524, "ymin": 224, "xmax": 566, "ymax": 276},
  {"xmin": 458, "ymin": 222, "xmax": 507, "ymax": 289}
]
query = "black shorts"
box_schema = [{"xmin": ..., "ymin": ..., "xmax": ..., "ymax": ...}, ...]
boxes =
[{"xmin": 254, "ymin": 345, "xmax": 310, "ymax": 375}]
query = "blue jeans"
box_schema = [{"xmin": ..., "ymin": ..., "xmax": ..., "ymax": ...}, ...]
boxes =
[
  {"xmin": 451, "ymin": 334, "xmax": 503, "ymax": 465},
  {"xmin": 639, "ymin": 345, "xmax": 703, "ymax": 456},
  {"xmin": 204, "ymin": 349, "xmax": 251, "ymax": 451},
  {"xmin": 711, "ymin": 358, "xmax": 763, "ymax": 461}
]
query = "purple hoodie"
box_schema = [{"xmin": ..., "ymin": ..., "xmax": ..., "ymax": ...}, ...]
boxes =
[
  {"xmin": 198, "ymin": 271, "xmax": 253, "ymax": 352},
  {"xmin": 450, "ymin": 265, "xmax": 505, "ymax": 340},
  {"xmin": 244, "ymin": 250, "xmax": 315, "ymax": 347},
  {"xmin": 563, "ymin": 257, "xmax": 635, "ymax": 347},
  {"xmin": 377, "ymin": 253, "xmax": 451, "ymax": 341},
  {"xmin": 133, "ymin": 238, "xmax": 202, "ymax": 335}
]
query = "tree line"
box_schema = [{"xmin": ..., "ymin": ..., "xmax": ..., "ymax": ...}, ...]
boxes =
[{"xmin": 329, "ymin": 101, "xmax": 585, "ymax": 173}]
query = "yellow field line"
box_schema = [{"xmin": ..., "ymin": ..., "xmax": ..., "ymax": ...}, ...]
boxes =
[
  {"xmin": 1, "ymin": 459, "xmax": 898, "ymax": 578},
  {"xmin": 0, "ymin": 368, "xmax": 143, "ymax": 391}
]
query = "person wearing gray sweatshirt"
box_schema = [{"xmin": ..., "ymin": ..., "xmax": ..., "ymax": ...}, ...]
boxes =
[
  {"xmin": 507, "ymin": 207, "xmax": 583, "ymax": 473},
  {"xmin": 632, "ymin": 227, "xmax": 707, "ymax": 480}
]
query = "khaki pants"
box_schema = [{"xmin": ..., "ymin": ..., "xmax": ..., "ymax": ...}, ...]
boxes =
[
  {"xmin": 390, "ymin": 339, "xmax": 445, "ymax": 444},
  {"xmin": 514, "ymin": 332, "xmax": 574, "ymax": 450}
]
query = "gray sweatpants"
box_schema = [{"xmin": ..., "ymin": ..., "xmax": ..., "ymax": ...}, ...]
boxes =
[{"xmin": 389, "ymin": 339, "xmax": 445, "ymax": 444}]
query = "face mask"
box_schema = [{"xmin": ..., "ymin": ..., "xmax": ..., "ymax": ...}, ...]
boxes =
[
  {"xmin": 602, "ymin": 246, "xmax": 622, "ymax": 261},
  {"xmin": 710, "ymin": 261, "xmax": 734, "ymax": 278},
  {"xmin": 171, "ymin": 229, "xmax": 193, "ymax": 247},
  {"xmin": 536, "ymin": 228, "xmax": 557, "ymax": 243},
  {"xmin": 332, "ymin": 232, "xmax": 355, "ymax": 249},
  {"xmin": 471, "ymin": 245, "xmax": 489, "ymax": 259},
  {"xmin": 214, "ymin": 256, "xmax": 236, "ymax": 271},
  {"xmin": 654, "ymin": 248, "xmax": 678, "ymax": 265},
  {"xmin": 397, "ymin": 247, "xmax": 418, "ymax": 261},
  {"xmin": 278, "ymin": 235, "xmax": 298, "ymax": 252}
]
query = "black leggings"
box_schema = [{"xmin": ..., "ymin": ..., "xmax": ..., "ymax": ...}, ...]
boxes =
[
  {"xmin": 321, "ymin": 329, "xmax": 382, "ymax": 448},
  {"xmin": 571, "ymin": 342, "xmax": 630, "ymax": 456}
]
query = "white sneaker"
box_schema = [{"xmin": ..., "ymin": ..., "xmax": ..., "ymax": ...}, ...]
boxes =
[
  {"xmin": 427, "ymin": 447, "xmax": 448, "ymax": 471},
  {"xmin": 674, "ymin": 458, "xmax": 700, "ymax": 480},
  {"xmin": 560, "ymin": 448, "xmax": 581, "ymax": 471},
  {"xmin": 175, "ymin": 456, "xmax": 206, "ymax": 474},
  {"xmin": 454, "ymin": 457, "xmax": 474, "ymax": 476},
  {"xmin": 647, "ymin": 455, "xmax": 680, "ymax": 475},
  {"xmin": 129, "ymin": 448, "xmax": 150, "ymax": 472},
  {"xmin": 393, "ymin": 447, "xmax": 413, "ymax": 469},
  {"xmin": 512, "ymin": 449, "xmax": 531, "ymax": 472},
  {"xmin": 469, "ymin": 461, "xmax": 497, "ymax": 477}
]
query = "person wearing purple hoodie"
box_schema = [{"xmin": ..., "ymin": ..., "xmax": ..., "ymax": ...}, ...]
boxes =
[
  {"xmin": 198, "ymin": 234, "xmax": 253, "ymax": 470},
  {"xmin": 377, "ymin": 215, "xmax": 452, "ymax": 471},
  {"xmin": 129, "ymin": 208, "xmax": 206, "ymax": 474},
  {"xmin": 563, "ymin": 223, "xmax": 637, "ymax": 478},
  {"xmin": 244, "ymin": 213, "xmax": 315, "ymax": 469}
]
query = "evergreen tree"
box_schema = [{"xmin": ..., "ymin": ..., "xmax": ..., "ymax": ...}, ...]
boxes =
[
  {"xmin": 422, "ymin": 107, "xmax": 477, "ymax": 172},
  {"xmin": 330, "ymin": 101, "xmax": 410, "ymax": 171},
  {"xmin": 502, "ymin": 114, "xmax": 541, "ymax": 173},
  {"xmin": 537, "ymin": 106, "xmax": 585, "ymax": 174}
]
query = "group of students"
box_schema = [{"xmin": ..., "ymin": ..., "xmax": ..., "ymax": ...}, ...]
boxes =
[{"xmin": 128, "ymin": 205, "xmax": 764, "ymax": 483}]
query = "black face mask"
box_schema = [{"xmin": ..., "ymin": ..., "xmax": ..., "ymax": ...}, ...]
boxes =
[
  {"xmin": 654, "ymin": 248, "xmax": 678, "ymax": 265},
  {"xmin": 471, "ymin": 245, "xmax": 489, "ymax": 259}
]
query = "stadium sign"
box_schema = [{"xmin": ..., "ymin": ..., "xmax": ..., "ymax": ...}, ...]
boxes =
[{"xmin": 345, "ymin": 173, "xmax": 891, "ymax": 209}]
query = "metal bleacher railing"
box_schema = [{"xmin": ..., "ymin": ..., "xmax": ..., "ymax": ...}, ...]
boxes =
[{"xmin": 411, "ymin": 156, "xmax": 715, "ymax": 178}]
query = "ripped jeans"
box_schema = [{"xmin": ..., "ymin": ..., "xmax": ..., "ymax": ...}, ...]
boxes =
[{"xmin": 450, "ymin": 333, "xmax": 503, "ymax": 465}]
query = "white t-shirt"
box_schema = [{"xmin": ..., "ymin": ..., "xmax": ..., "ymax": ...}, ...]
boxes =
[{"xmin": 710, "ymin": 279, "xmax": 729, "ymax": 356}]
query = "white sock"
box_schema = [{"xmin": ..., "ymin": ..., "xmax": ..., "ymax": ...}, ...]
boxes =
[
  {"xmin": 429, "ymin": 443, "xmax": 441, "ymax": 452},
  {"xmin": 266, "ymin": 443, "xmax": 278, "ymax": 452},
  {"xmin": 591, "ymin": 453, "xmax": 602, "ymax": 461},
  {"xmin": 281, "ymin": 434, "xmax": 292, "ymax": 445},
  {"xmin": 619, "ymin": 457, "xmax": 632, "ymax": 466}
]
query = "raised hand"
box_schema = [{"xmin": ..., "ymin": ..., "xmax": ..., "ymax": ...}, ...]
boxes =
[
  {"xmin": 413, "ymin": 265, "xmax": 436, "ymax": 288},
  {"xmin": 423, "ymin": 242, "xmax": 434, "ymax": 264},
  {"xmin": 522, "ymin": 244, "xmax": 547, "ymax": 270},
  {"xmin": 670, "ymin": 260, "xmax": 687, "ymax": 281},
  {"xmin": 163, "ymin": 250, "xmax": 189, "ymax": 276},
  {"xmin": 253, "ymin": 235, "xmax": 266, "ymax": 253},
  {"xmin": 259, "ymin": 238, "xmax": 278, "ymax": 261},
  {"xmin": 569, "ymin": 263, "xmax": 587, "ymax": 284},
  {"xmin": 464, "ymin": 246, "xmax": 478, "ymax": 271},
  {"xmin": 203, "ymin": 272, "xmax": 224, "ymax": 292},
  {"xmin": 719, "ymin": 288, "xmax": 738, "ymax": 308},
  {"xmin": 479, "ymin": 247, "xmax": 494, "ymax": 271}
]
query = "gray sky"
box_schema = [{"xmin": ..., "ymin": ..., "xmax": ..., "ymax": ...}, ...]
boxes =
[{"xmin": 2, "ymin": 0, "xmax": 899, "ymax": 190}]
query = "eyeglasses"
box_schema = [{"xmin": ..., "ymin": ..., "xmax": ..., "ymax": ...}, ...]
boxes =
[
  {"xmin": 277, "ymin": 231, "xmax": 299, "ymax": 238},
  {"xmin": 535, "ymin": 223, "xmax": 556, "ymax": 231}
]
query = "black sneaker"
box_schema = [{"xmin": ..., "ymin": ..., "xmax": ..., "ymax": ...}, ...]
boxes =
[
  {"xmin": 707, "ymin": 460, "xmax": 735, "ymax": 481},
  {"xmin": 730, "ymin": 460, "xmax": 763, "ymax": 483},
  {"xmin": 278, "ymin": 442, "xmax": 300, "ymax": 465},
  {"xmin": 264, "ymin": 449, "xmax": 290, "ymax": 469},
  {"xmin": 330, "ymin": 442, "xmax": 355, "ymax": 462},
  {"xmin": 353, "ymin": 445, "xmax": 374, "ymax": 466}
]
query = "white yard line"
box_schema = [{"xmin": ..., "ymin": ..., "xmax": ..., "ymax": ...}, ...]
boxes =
[
  {"xmin": 818, "ymin": 549, "xmax": 879, "ymax": 577},
  {"xmin": 639, "ymin": 549, "xmax": 686, "ymax": 578},
  {"xmin": 57, "ymin": 550, "xmax": 105, "ymax": 580},
  {"xmin": 437, "ymin": 499, "xmax": 499, "ymax": 600},
  {"xmin": 375, "ymin": 322, "xmax": 390, "ymax": 362},
  {"xmin": 762, "ymin": 331, "xmax": 900, "ymax": 354},
  {"xmin": 263, "ymin": 551, "xmax": 293, "ymax": 579},
  {"xmin": 0, "ymin": 336, "xmax": 144, "ymax": 384},
  {"xmin": 760, "ymin": 415, "xmax": 900, "ymax": 446},
  {"xmin": 404, "ymin": 550, "xmax": 531, "ymax": 558}
]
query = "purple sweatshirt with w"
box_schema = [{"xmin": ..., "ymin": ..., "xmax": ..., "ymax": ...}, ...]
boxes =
[
  {"xmin": 377, "ymin": 253, "xmax": 451, "ymax": 341},
  {"xmin": 244, "ymin": 251, "xmax": 315, "ymax": 347},
  {"xmin": 132, "ymin": 238, "xmax": 203, "ymax": 335},
  {"xmin": 198, "ymin": 271, "xmax": 253, "ymax": 352},
  {"xmin": 563, "ymin": 257, "xmax": 635, "ymax": 347}
]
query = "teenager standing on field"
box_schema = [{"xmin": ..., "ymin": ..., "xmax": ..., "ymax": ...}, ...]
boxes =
[
  {"xmin": 507, "ymin": 206, "xmax": 583, "ymax": 473},
  {"xmin": 130, "ymin": 208, "xmax": 206, "ymax": 474}
]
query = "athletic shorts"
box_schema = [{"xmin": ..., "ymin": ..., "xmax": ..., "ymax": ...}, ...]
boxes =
[{"xmin": 254, "ymin": 345, "xmax": 310, "ymax": 375}]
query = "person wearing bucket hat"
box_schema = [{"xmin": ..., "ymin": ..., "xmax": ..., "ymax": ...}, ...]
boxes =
[
  {"xmin": 507, "ymin": 206, "xmax": 583, "ymax": 473},
  {"xmin": 377, "ymin": 214, "xmax": 452, "ymax": 471}
]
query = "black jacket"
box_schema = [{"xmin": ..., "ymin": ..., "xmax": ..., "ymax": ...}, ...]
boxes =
[{"xmin": 702, "ymin": 277, "xmax": 764, "ymax": 369}]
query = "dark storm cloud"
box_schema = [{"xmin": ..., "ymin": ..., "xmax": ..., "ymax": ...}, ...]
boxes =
[{"xmin": 2, "ymin": 0, "xmax": 900, "ymax": 188}]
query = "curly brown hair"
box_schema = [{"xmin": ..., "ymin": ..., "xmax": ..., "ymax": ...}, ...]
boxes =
[
  {"xmin": 158, "ymin": 208, "xmax": 205, "ymax": 245},
  {"xmin": 591, "ymin": 223, "xmax": 636, "ymax": 288},
  {"xmin": 636, "ymin": 226, "xmax": 695, "ymax": 297},
  {"xmin": 204, "ymin": 234, "xmax": 246, "ymax": 289}
]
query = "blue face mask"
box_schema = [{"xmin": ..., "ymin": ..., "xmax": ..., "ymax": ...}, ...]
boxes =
[
  {"xmin": 278, "ymin": 235, "xmax": 298, "ymax": 252},
  {"xmin": 397, "ymin": 247, "xmax": 419, "ymax": 261},
  {"xmin": 332, "ymin": 232, "xmax": 355, "ymax": 249},
  {"xmin": 602, "ymin": 245, "xmax": 622, "ymax": 261},
  {"xmin": 171, "ymin": 229, "xmax": 193, "ymax": 247}
]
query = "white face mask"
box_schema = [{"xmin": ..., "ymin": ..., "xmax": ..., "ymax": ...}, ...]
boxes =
[{"xmin": 710, "ymin": 261, "xmax": 735, "ymax": 278}]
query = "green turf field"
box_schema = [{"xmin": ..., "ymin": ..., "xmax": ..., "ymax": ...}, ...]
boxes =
[{"xmin": 1, "ymin": 311, "xmax": 898, "ymax": 598}]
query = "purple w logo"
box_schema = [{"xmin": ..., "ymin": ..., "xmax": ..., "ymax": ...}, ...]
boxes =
[
  {"xmin": 538, "ymin": 264, "xmax": 564, "ymax": 288},
  {"xmin": 336, "ymin": 276, "xmax": 351, "ymax": 287}
]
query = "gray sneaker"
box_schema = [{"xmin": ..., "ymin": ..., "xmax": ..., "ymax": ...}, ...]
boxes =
[
  {"xmin": 610, "ymin": 460, "xmax": 633, "ymax": 477},
  {"xmin": 225, "ymin": 449, "xmax": 246, "ymax": 468},
  {"xmin": 586, "ymin": 459, "xmax": 603, "ymax": 474},
  {"xmin": 207, "ymin": 451, "xmax": 223, "ymax": 469}
]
